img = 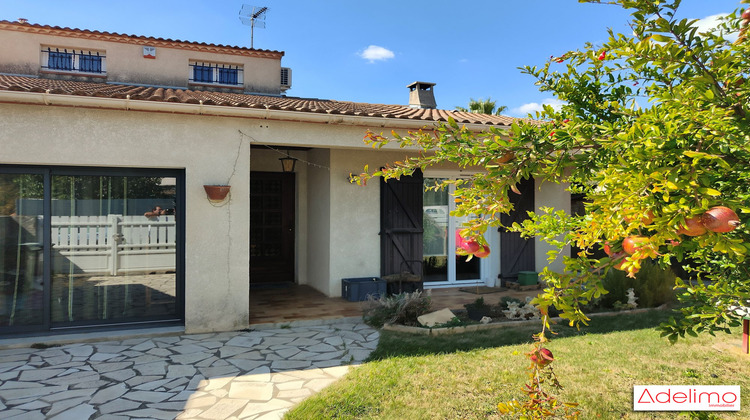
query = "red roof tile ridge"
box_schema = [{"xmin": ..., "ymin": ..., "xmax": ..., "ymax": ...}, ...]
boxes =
[
  {"xmin": 0, "ymin": 74, "xmax": 520, "ymax": 126},
  {"xmin": 0, "ymin": 20, "xmax": 284, "ymax": 59}
]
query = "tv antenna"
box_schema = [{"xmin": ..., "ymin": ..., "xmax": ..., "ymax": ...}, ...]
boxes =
[{"xmin": 239, "ymin": 5, "xmax": 268, "ymax": 49}]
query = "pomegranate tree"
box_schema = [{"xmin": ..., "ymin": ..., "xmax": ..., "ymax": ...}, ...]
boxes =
[{"xmin": 359, "ymin": 1, "xmax": 750, "ymax": 417}]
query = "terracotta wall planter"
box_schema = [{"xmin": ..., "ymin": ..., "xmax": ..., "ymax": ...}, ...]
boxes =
[{"xmin": 203, "ymin": 185, "xmax": 230, "ymax": 202}]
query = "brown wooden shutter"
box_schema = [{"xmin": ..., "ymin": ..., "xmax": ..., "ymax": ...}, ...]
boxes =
[
  {"xmin": 500, "ymin": 177, "xmax": 535, "ymax": 282},
  {"xmin": 380, "ymin": 169, "xmax": 423, "ymax": 277}
]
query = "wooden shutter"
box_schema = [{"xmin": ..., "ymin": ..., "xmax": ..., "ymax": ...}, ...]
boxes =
[
  {"xmin": 500, "ymin": 177, "xmax": 535, "ymax": 282},
  {"xmin": 380, "ymin": 169, "xmax": 423, "ymax": 277}
]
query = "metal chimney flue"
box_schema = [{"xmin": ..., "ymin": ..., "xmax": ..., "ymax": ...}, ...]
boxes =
[{"xmin": 407, "ymin": 81, "xmax": 436, "ymax": 109}]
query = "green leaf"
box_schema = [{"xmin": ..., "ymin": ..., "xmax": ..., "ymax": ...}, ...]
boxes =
[
  {"xmin": 698, "ymin": 187, "xmax": 721, "ymax": 197},
  {"xmin": 650, "ymin": 34, "xmax": 671, "ymax": 43}
]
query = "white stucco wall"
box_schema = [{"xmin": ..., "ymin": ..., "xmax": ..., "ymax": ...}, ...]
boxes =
[
  {"xmin": 306, "ymin": 149, "xmax": 331, "ymax": 294},
  {"xmin": 326, "ymin": 149, "xmax": 410, "ymax": 296}
]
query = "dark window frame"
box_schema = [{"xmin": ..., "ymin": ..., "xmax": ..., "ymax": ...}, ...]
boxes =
[{"xmin": 0, "ymin": 165, "xmax": 185, "ymax": 337}]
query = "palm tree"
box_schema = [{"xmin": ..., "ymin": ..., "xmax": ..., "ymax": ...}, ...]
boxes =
[{"xmin": 455, "ymin": 97, "xmax": 507, "ymax": 115}]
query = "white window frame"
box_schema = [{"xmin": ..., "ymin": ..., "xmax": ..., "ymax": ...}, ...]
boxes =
[
  {"xmin": 422, "ymin": 170, "xmax": 500, "ymax": 289},
  {"xmin": 188, "ymin": 61, "xmax": 244, "ymax": 88},
  {"xmin": 40, "ymin": 46, "xmax": 107, "ymax": 76}
]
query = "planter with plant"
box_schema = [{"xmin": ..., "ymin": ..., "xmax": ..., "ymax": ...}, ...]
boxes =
[{"xmin": 464, "ymin": 297, "xmax": 492, "ymax": 321}]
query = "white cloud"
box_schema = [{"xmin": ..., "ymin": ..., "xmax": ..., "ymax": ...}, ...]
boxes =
[
  {"xmin": 359, "ymin": 45, "xmax": 395, "ymax": 62},
  {"xmin": 511, "ymin": 98, "xmax": 565, "ymax": 117},
  {"xmin": 694, "ymin": 13, "xmax": 728, "ymax": 33},
  {"xmin": 694, "ymin": 13, "xmax": 737, "ymax": 42}
]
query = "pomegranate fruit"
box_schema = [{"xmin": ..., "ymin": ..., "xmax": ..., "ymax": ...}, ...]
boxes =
[
  {"xmin": 496, "ymin": 152, "xmax": 515, "ymax": 164},
  {"xmin": 676, "ymin": 216, "xmax": 707, "ymax": 236},
  {"xmin": 743, "ymin": 8, "xmax": 750, "ymax": 20},
  {"xmin": 474, "ymin": 244, "xmax": 491, "ymax": 258},
  {"xmin": 624, "ymin": 210, "xmax": 655, "ymax": 226},
  {"xmin": 455, "ymin": 231, "xmax": 467, "ymax": 247},
  {"xmin": 641, "ymin": 210, "xmax": 655, "ymax": 225},
  {"xmin": 530, "ymin": 348, "xmax": 554, "ymax": 366},
  {"xmin": 461, "ymin": 238, "xmax": 481, "ymax": 254},
  {"xmin": 701, "ymin": 206, "xmax": 740, "ymax": 233},
  {"xmin": 611, "ymin": 252, "xmax": 627, "ymax": 270},
  {"xmin": 623, "ymin": 236, "xmax": 650, "ymax": 255}
]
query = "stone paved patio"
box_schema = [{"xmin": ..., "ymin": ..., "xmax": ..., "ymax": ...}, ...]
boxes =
[{"xmin": 0, "ymin": 321, "xmax": 379, "ymax": 419}]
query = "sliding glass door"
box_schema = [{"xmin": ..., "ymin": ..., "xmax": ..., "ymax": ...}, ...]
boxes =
[
  {"xmin": 0, "ymin": 172, "xmax": 45, "ymax": 328},
  {"xmin": 0, "ymin": 166, "xmax": 184, "ymax": 335},
  {"xmin": 422, "ymin": 176, "xmax": 484, "ymax": 286}
]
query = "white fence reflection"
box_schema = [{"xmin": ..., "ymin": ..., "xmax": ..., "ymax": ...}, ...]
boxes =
[{"xmin": 51, "ymin": 215, "xmax": 176, "ymax": 276}]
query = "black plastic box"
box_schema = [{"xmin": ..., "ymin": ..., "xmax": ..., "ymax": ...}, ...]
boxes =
[{"xmin": 341, "ymin": 277, "xmax": 386, "ymax": 301}]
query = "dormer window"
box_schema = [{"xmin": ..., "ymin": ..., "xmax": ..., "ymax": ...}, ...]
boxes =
[
  {"xmin": 189, "ymin": 61, "xmax": 243, "ymax": 87},
  {"xmin": 41, "ymin": 47, "xmax": 106, "ymax": 75}
]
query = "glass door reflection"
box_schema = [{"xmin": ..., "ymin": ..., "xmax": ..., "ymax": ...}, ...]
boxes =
[
  {"xmin": 50, "ymin": 175, "xmax": 177, "ymax": 326},
  {"xmin": 422, "ymin": 177, "xmax": 482, "ymax": 285},
  {"xmin": 0, "ymin": 173, "xmax": 45, "ymax": 327}
]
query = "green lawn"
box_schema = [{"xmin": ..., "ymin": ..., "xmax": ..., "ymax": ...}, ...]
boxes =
[{"xmin": 285, "ymin": 310, "xmax": 750, "ymax": 419}]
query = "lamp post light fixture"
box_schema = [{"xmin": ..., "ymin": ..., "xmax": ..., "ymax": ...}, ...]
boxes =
[{"xmin": 279, "ymin": 152, "xmax": 297, "ymax": 173}]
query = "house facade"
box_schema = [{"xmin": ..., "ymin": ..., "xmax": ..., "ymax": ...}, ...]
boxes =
[{"xmin": 0, "ymin": 20, "xmax": 569, "ymax": 337}]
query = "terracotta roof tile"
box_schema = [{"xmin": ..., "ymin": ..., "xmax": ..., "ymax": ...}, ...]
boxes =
[
  {"xmin": 0, "ymin": 74, "xmax": 521, "ymax": 126},
  {"xmin": 0, "ymin": 20, "xmax": 283, "ymax": 59}
]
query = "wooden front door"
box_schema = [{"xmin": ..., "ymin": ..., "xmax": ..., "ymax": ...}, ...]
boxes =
[
  {"xmin": 250, "ymin": 172, "xmax": 295, "ymax": 284},
  {"xmin": 500, "ymin": 177, "xmax": 535, "ymax": 283}
]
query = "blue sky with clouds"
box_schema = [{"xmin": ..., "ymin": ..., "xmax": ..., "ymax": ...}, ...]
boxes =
[{"xmin": 0, "ymin": 0, "xmax": 742, "ymax": 116}]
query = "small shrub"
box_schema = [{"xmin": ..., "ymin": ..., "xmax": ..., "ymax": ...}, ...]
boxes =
[
  {"xmin": 362, "ymin": 291, "xmax": 432, "ymax": 328},
  {"xmin": 464, "ymin": 297, "xmax": 490, "ymax": 311},
  {"xmin": 599, "ymin": 260, "xmax": 676, "ymax": 309}
]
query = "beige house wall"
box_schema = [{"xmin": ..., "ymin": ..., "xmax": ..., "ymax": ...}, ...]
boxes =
[
  {"xmin": 0, "ymin": 103, "xmax": 253, "ymax": 333},
  {"xmin": 0, "ymin": 27, "xmax": 283, "ymax": 94},
  {"xmin": 305, "ymin": 149, "xmax": 331, "ymax": 295},
  {"xmin": 326, "ymin": 149, "xmax": 420, "ymax": 296}
]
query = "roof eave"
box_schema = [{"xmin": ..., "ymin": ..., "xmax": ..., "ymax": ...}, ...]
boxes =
[{"xmin": 0, "ymin": 90, "xmax": 509, "ymax": 132}]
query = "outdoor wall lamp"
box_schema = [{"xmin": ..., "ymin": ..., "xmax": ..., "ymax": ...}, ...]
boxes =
[{"xmin": 279, "ymin": 151, "xmax": 297, "ymax": 173}]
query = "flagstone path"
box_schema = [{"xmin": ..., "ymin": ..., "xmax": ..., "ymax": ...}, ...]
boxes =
[{"xmin": 0, "ymin": 321, "xmax": 379, "ymax": 419}]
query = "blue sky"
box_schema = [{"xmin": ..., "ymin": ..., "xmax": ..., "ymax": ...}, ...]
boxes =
[{"xmin": 0, "ymin": 0, "xmax": 742, "ymax": 116}]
